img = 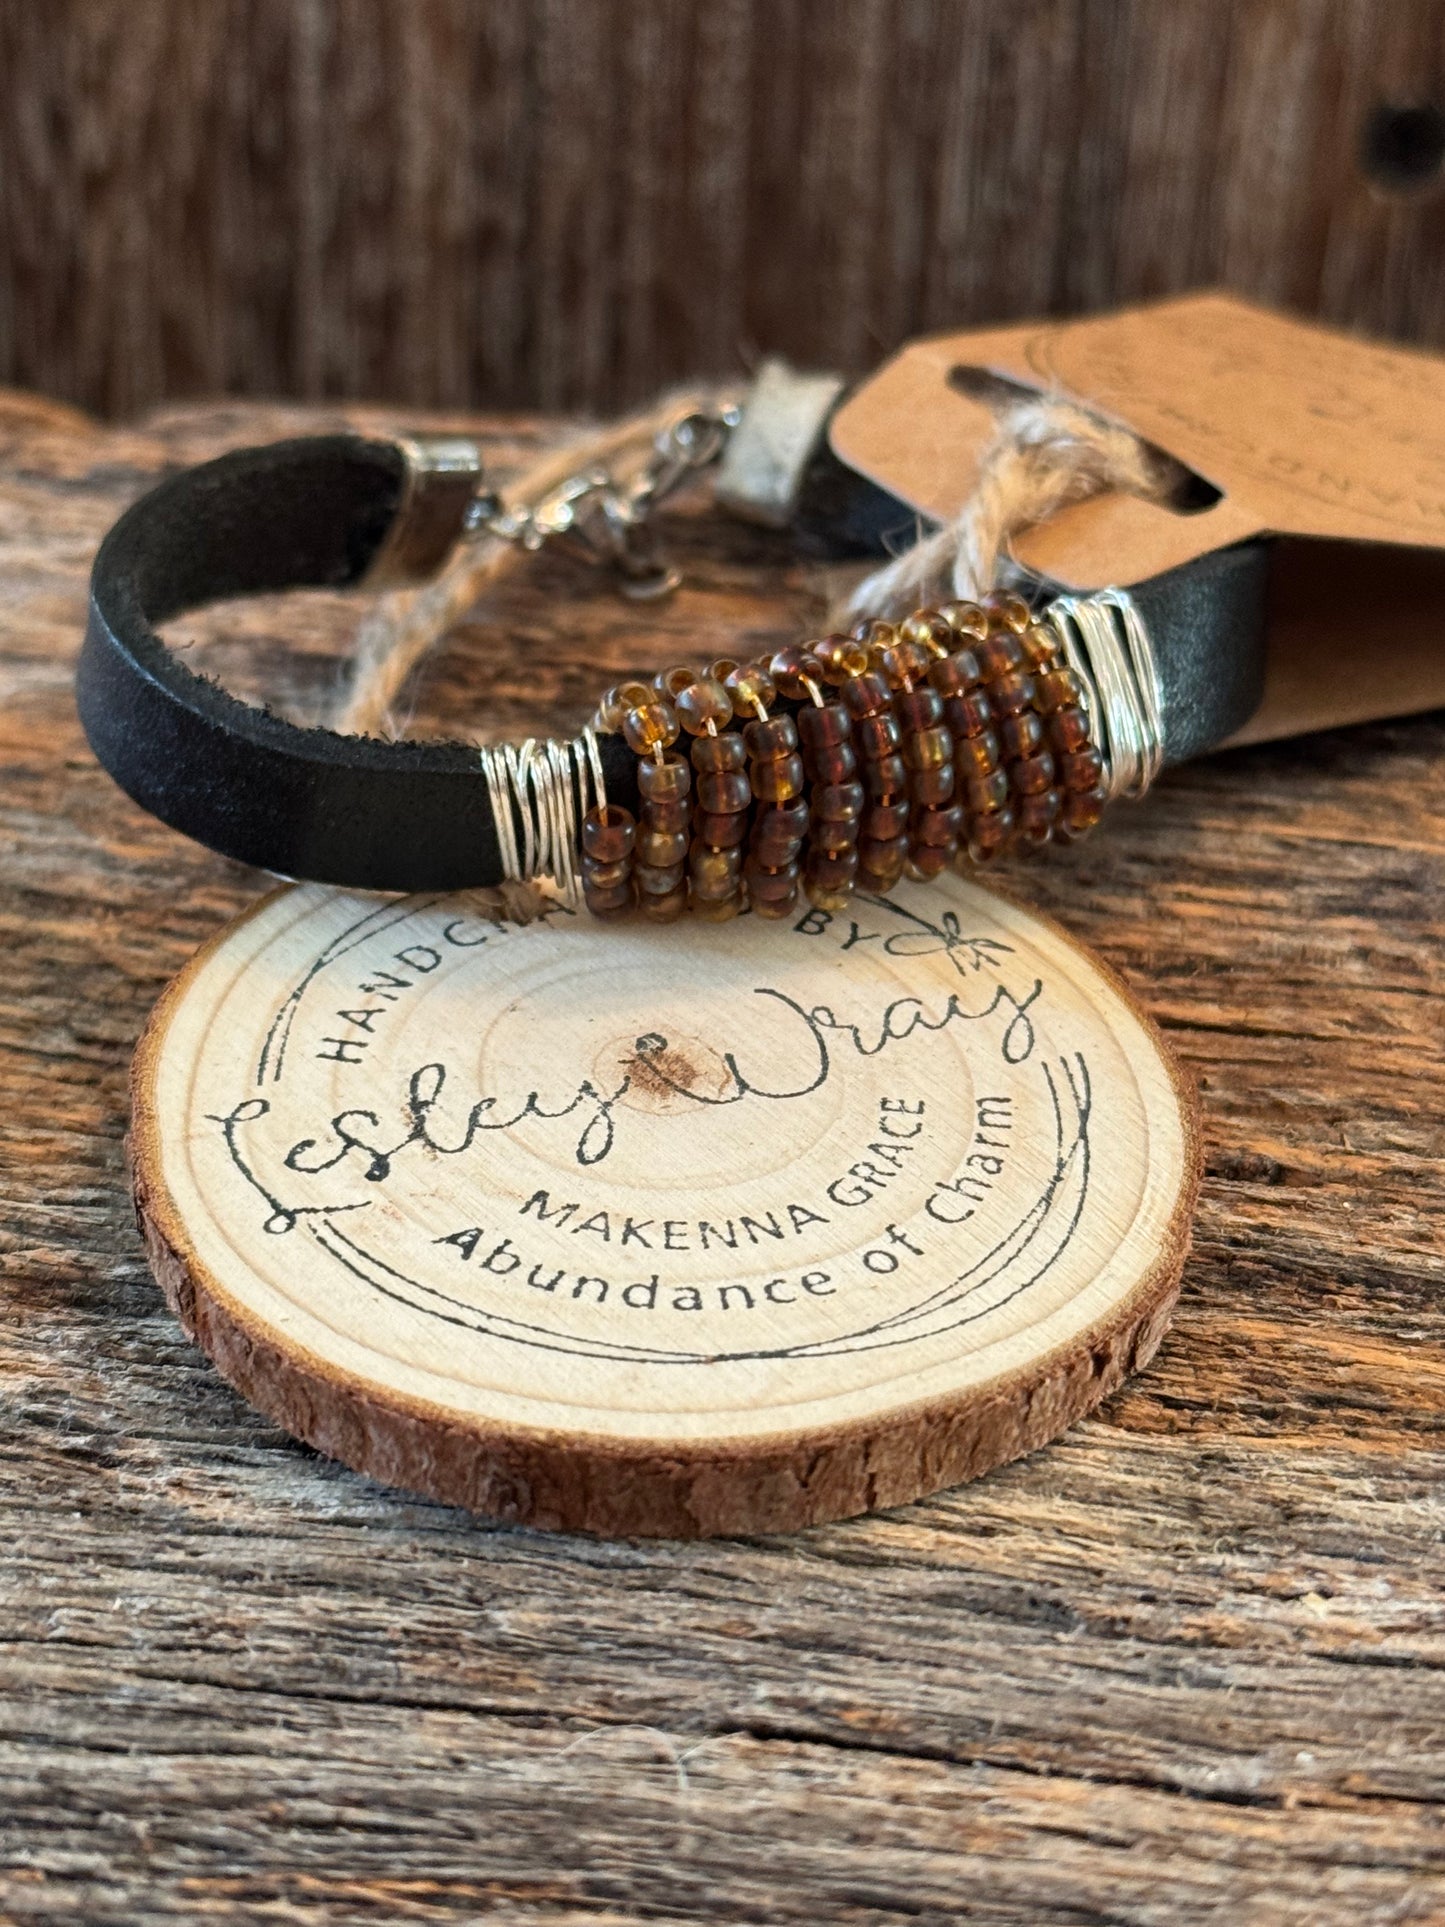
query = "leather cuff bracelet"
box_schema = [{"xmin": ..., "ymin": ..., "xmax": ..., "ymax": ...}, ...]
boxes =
[{"xmin": 77, "ymin": 380, "xmax": 1269, "ymax": 915}]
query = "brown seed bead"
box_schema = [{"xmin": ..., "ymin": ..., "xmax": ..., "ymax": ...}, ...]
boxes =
[
  {"xmin": 903, "ymin": 723, "xmax": 951, "ymax": 771},
  {"xmin": 597, "ymin": 678, "xmax": 656, "ymax": 730},
  {"xmin": 584, "ymin": 878, "xmax": 633, "ymax": 917},
  {"xmin": 690, "ymin": 847, "xmax": 746, "ymax": 900},
  {"xmin": 839, "ymin": 677, "xmax": 887, "ymax": 727},
  {"xmin": 1017, "ymin": 789, "xmax": 1062, "ymax": 843},
  {"xmin": 751, "ymin": 887, "xmax": 800, "ymax": 920},
  {"xmin": 768, "ymin": 646, "xmax": 825, "ymax": 698},
  {"xmin": 1034, "ymin": 666, "xmax": 1084, "ymax": 712},
  {"xmin": 808, "ymin": 847, "xmax": 859, "ymax": 887},
  {"xmin": 646, "ymin": 797, "xmax": 692, "ymax": 835},
  {"xmin": 1010, "ymin": 751, "xmax": 1057, "ymax": 797},
  {"xmin": 582, "ymin": 855, "xmax": 632, "ymax": 892},
  {"xmin": 864, "ymin": 799, "xmax": 911, "ymax": 840},
  {"xmin": 745, "ymin": 855, "xmax": 801, "ymax": 897},
  {"xmin": 809, "ymin": 739, "xmax": 858, "ymax": 785},
  {"xmin": 696, "ymin": 769, "xmax": 751, "ymax": 813},
  {"xmin": 691, "ymin": 891, "xmax": 743, "ymax": 923},
  {"xmin": 582, "ymin": 804, "xmax": 636, "ymax": 864},
  {"xmin": 1048, "ymin": 705, "xmax": 1092, "ymax": 752},
  {"xmin": 676, "ymin": 678, "xmax": 733, "ymax": 736},
  {"xmin": 654, "ymin": 664, "xmax": 697, "ymax": 701},
  {"xmin": 998, "ymin": 711, "xmax": 1045, "ymax": 759},
  {"xmin": 753, "ymin": 829, "xmax": 806, "ymax": 869},
  {"xmin": 622, "ymin": 700, "xmax": 680, "ymax": 755},
  {"xmin": 969, "ymin": 803, "xmax": 1017, "ymax": 853},
  {"xmin": 743, "ymin": 714, "xmax": 798, "ymax": 758},
  {"xmin": 899, "ymin": 610, "xmax": 953, "ymax": 656},
  {"xmin": 894, "ymin": 687, "xmax": 944, "ymax": 731},
  {"xmin": 1062, "ymin": 783, "xmax": 1108, "ymax": 833},
  {"xmin": 814, "ymin": 779, "xmax": 866, "ymax": 821},
  {"xmin": 798, "ymin": 701, "xmax": 850, "ymax": 749},
  {"xmin": 964, "ymin": 768, "xmax": 1012, "ymax": 814},
  {"xmin": 855, "ymin": 712, "xmax": 901, "ymax": 758},
  {"xmin": 1059, "ymin": 745, "xmax": 1106, "ymax": 791},
  {"xmin": 851, "ymin": 617, "xmax": 897, "ymax": 652},
  {"xmin": 864, "ymin": 752, "xmax": 908, "ymax": 799},
  {"xmin": 976, "ymin": 631, "xmax": 1024, "ymax": 678},
  {"xmin": 814, "ymin": 633, "xmax": 870, "ymax": 682},
  {"xmin": 693, "ymin": 806, "xmax": 749, "ymax": 848},
  {"xmin": 857, "ymin": 834, "xmax": 909, "ymax": 880},
  {"xmin": 988, "ymin": 669, "xmax": 1038, "ymax": 717},
  {"xmin": 724, "ymin": 663, "xmax": 776, "ymax": 718},
  {"xmin": 811, "ymin": 816, "xmax": 858, "ymax": 855},
  {"xmin": 986, "ymin": 592, "xmax": 1032, "ymax": 633},
  {"xmin": 637, "ymin": 752, "xmax": 691, "ymax": 804},
  {"xmin": 875, "ymin": 640, "xmax": 929, "ymax": 689},
  {"xmin": 752, "ymin": 751, "xmax": 806, "ymax": 803},
  {"xmin": 909, "ymin": 842, "xmax": 954, "ymax": 880},
  {"xmin": 637, "ymin": 883, "xmax": 688, "ymax": 923},
  {"xmin": 913, "ymin": 804, "xmax": 964, "ymax": 847},
  {"xmin": 709, "ymin": 657, "xmax": 739, "ymax": 685},
  {"xmin": 691, "ymin": 730, "xmax": 747, "ymax": 773},
  {"xmin": 636, "ymin": 825, "xmax": 688, "ymax": 869},
  {"xmin": 755, "ymin": 796, "xmax": 809, "ymax": 843},
  {"xmin": 928, "ymin": 649, "xmax": 982, "ymax": 698},
  {"xmin": 955, "ymin": 729, "xmax": 1002, "ymax": 779},
  {"xmin": 635, "ymin": 859, "xmax": 687, "ymax": 896},
  {"xmin": 1021, "ymin": 622, "xmax": 1061, "ymax": 669},
  {"xmin": 939, "ymin": 599, "xmax": 990, "ymax": 642},
  {"xmin": 944, "ymin": 688, "xmax": 993, "ymax": 737},
  {"xmin": 910, "ymin": 763, "xmax": 955, "ymax": 807}
]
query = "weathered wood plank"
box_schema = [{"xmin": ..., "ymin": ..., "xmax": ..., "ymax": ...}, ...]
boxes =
[{"xmin": 0, "ymin": 394, "xmax": 1443, "ymax": 1920}]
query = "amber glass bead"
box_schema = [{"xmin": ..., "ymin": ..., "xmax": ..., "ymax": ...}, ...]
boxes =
[
  {"xmin": 855, "ymin": 712, "xmax": 901, "ymax": 758},
  {"xmin": 696, "ymin": 769, "xmax": 751, "ymax": 813},
  {"xmin": 746, "ymin": 853, "xmax": 801, "ymax": 895},
  {"xmin": 986, "ymin": 592, "xmax": 1032, "ymax": 633},
  {"xmin": 857, "ymin": 834, "xmax": 908, "ymax": 879},
  {"xmin": 876, "ymin": 640, "xmax": 929, "ymax": 689},
  {"xmin": 768, "ymin": 646, "xmax": 825, "ymax": 698},
  {"xmin": 939, "ymin": 599, "xmax": 990, "ymax": 642},
  {"xmin": 755, "ymin": 796, "xmax": 809, "ymax": 843},
  {"xmin": 864, "ymin": 751, "xmax": 908, "ymax": 799},
  {"xmin": 597, "ymin": 678, "xmax": 655, "ymax": 730},
  {"xmin": 725, "ymin": 663, "xmax": 776, "ymax": 718},
  {"xmin": 638, "ymin": 753, "xmax": 691, "ymax": 803},
  {"xmin": 636, "ymin": 824, "xmax": 688, "ymax": 868},
  {"xmin": 902, "ymin": 723, "xmax": 951, "ymax": 771},
  {"xmin": 1048, "ymin": 705, "xmax": 1092, "ymax": 752},
  {"xmin": 929, "ymin": 649, "xmax": 982, "ymax": 698},
  {"xmin": 694, "ymin": 806, "xmax": 749, "ymax": 848},
  {"xmin": 852, "ymin": 617, "xmax": 896, "ymax": 651},
  {"xmin": 913, "ymin": 804, "xmax": 963, "ymax": 847},
  {"xmin": 998, "ymin": 711, "xmax": 1044, "ymax": 759},
  {"xmin": 899, "ymin": 610, "xmax": 953, "ymax": 656},
  {"xmin": 582, "ymin": 804, "xmax": 637, "ymax": 863},
  {"xmin": 635, "ymin": 859, "xmax": 686, "ymax": 895},
  {"xmin": 644, "ymin": 798, "xmax": 689, "ymax": 836},
  {"xmin": 1062, "ymin": 783, "xmax": 1107, "ymax": 833},
  {"xmin": 638, "ymin": 884, "xmax": 688, "ymax": 923},
  {"xmin": 955, "ymin": 730, "xmax": 1001, "ymax": 779},
  {"xmin": 968, "ymin": 799, "xmax": 1016, "ymax": 847},
  {"xmin": 910, "ymin": 764, "xmax": 954, "ymax": 807},
  {"xmin": 814, "ymin": 779, "xmax": 865, "ymax": 821},
  {"xmin": 1034, "ymin": 667, "xmax": 1084, "ymax": 713},
  {"xmin": 807, "ymin": 846, "xmax": 859, "ymax": 887},
  {"xmin": 909, "ymin": 843, "xmax": 953, "ymax": 880},
  {"xmin": 814, "ymin": 633, "xmax": 870, "ymax": 682},
  {"xmin": 1021, "ymin": 623, "xmax": 1060, "ymax": 669},
  {"xmin": 743, "ymin": 714, "xmax": 798, "ymax": 758},
  {"xmin": 584, "ymin": 878, "xmax": 633, "ymax": 916},
  {"xmin": 1011, "ymin": 752, "xmax": 1057, "ymax": 797},
  {"xmin": 675, "ymin": 678, "xmax": 733, "ymax": 736},
  {"xmin": 1059, "ymin": 746, "xmax": 1105, "ymax": 791},
  {"xmin": 752, "ymin": 751, "xmax": 805, "ymax": 803},
  {"xmin": 582, "ymin": 854, "xmax": 632, "ymax": 892},
  {"xmin": 809, "ymin": 740, "xmax": 858, "ymax": 785},
  {"xmin": 811, "ymin": 815, "xmax": 858, "ymax": 855},
  {"xmin": 842, "ymin": 671, "xmax": 890, "ymax": 719},
  {"xmin": 895, "ymin": 687, "xmax": 944, "ymax": 732},
  {"xmin": 1017, "ymin": 789, "xmax": 1062, "ymax": 843},
  {"xmin": 965, "ymin": 768, "xmax": 1011, "ymax": 814},
  {"xmin": 753, "ymin": 829, "xmax": 806, "ymax": 870},
  {"xmin": 692, "ymin": 891, "xmax": 743, "ymax": 923},
  {"xmin": 654, "ymin": 665, "xmax": 697, "ymax": 701},
  {"xmin": 752, "ymin": 888, "xmax": 799, "ymax": 920},
  {"xmin": 976, "ymin": 631, "xmax": 1024, "ymax": 678},
  {"xmin": 691, "ymin": 730, "xmax": 747, "ymax": 773},
  {"xmin": 864, "ymin": 799, "xmax": 910, "ymax": 840},
  {"xmin": 623, "ymin": 700, "xmax": 680, "ymax": 755},
  {"xmin": 690, "ymin": 847, "xmax": 745, "ymax": 901},
  {"xmin": 989, "ymin": 670, "xmax": 1037, "ymax": 717},
  {"xmin": 945, "ymin": 689, "xmax": 993, "ymax": 738},
  {"xmin": 798, "ymin": 701, "xmax": 850, "ymax": 749},
  {"xmin": 708, "ymin": 657, "xmax": 739, "ymax": 685}
]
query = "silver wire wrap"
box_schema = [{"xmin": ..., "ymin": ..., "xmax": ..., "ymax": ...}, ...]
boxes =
[
  {"xmin": 1044, "ymin": 588, "xmax": 1164, "ymax": 802},
  {"xmin": 478, "ymin": 728, "xmax": 607, "ymax": 906}
]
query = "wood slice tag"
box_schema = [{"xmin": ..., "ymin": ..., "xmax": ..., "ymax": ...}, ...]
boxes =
[{"xmin": 131, "ymin": 877, "xmax": 1199, "ymax": 1537}]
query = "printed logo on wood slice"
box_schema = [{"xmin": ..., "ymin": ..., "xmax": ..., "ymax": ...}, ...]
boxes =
[{"xmin": 131, "ymin": 876, "xmax": 1198, "ymax": 1536}]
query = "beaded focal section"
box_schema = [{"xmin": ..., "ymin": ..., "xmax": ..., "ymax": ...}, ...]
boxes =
[{"xmin": 583, "ymin": 594, "xmax": 1107, "ymax": 922}]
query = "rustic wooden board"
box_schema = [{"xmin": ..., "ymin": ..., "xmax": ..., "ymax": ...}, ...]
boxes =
[{"xmin": 2, "ymin": 394, "xmax": 1444, "ymax": 1918}]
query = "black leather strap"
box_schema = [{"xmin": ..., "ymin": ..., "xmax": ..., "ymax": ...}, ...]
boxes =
[{"xmin": 78, "ymin": 436, "xmax": 637, "ymax": 891}]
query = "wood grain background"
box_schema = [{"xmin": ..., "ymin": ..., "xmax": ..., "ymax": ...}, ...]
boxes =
[
  {"xmin": 1, "ymin": 389, "xmax": 1443, "ymax": 1919},
  {"xmin": 1, "ymin": 0, "xmax": 1444, "ymax": 419}
]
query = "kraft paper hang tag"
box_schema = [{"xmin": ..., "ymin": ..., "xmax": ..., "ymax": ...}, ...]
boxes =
[{"xmin": 830, "ymin": 293, "xmax": 1445, "ymax": 746}]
